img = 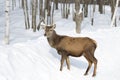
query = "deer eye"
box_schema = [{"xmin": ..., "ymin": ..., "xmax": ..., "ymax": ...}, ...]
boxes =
[{"xmin": 49, "ymin": 30, "xmax": 53, "ymax": 31}]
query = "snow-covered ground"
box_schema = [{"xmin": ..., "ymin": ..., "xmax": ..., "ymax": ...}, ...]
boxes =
[{"xmin": 0, "ymin": 1, "xmax": 120, "ymax": 80}]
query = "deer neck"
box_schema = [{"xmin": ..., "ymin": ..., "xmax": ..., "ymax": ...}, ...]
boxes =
[{"xmin": 47, "ymin": 30, "xmax": 58, "ymax": 48}]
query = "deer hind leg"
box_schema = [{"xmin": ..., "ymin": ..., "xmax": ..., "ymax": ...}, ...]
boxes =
[
  {"xmin": 92, "ymin": 56, "xmax": 97, "ymax": 77},
  {"xmin": 84, "ymin": 55, "xmax": 92, "ymax": 76},
  {"xmin": 84, "ymin": 50, "xmax": 97, "ymax": 77},
  {"xmin": 91, "ymin": 46, "xmax": 96, "ymax": 56},
  {"xmin": 89, "ymin": 48, "xmax": 98, "ymax": 77},
  {"xmin": 66, "ymin": 56, "xmax": 70, "ymax": 70}
]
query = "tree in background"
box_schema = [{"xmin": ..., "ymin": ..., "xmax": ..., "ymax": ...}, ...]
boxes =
[
  {"xmin": 55, "ymin": 0, "xmax": 58, "ymax": 10},
  {"xmin": 37, "ymin": 0, "xmax": 55, "ymax": 30},
  {"xmin": 44, "ymin": 0, "xmax": 54, "ymax": 25},
  {"xmin": 61, "ymin": 0, "xmax": 70, "ymax": 19},
  {"xmin": 39, "ymin": 0, "xmax": 44, "ymax": 19},
  {"xmin": 91, "ymin": 0, "xmax": 96, "ymax": 25},
  {"xmin": 4, "ymin": 0, "xmax": 10, "ymax": 44},
  {"xmin": 22, "ymin": 0, "xmax": 30, "ymax": 29},
  {"xmin": 12, "ymin": 0, "xmax": 16, "ymax": 10},
  {"xmin": 110, "ymin": 0, "xmax": 117, "ymax": 27},
  {"xmin": 37, "ymin": 0, "xmax": 45, "ymax": 30},
  {"xmin": 46, "ymin": 0, "xmax": 52, "ymax": 25},
  {"xmin": 73, "ymin": 0, "xmax": 83, "ymax": 33},
  {"xmin": 3, "ymin": 0, "xmax": 120, "ymax": 44},
  {"xmin": 32, "ymin": 0, "xmax": 37, "ymax": 32},
  {"xmin": 98, "ymin": 0, "xmax": 103, "ymax": 14},
  {"xmin": 110, "ymin": 0, "xmax": 119, "ymax": 27},
  {"xmin": 83, "ymin": 0, "xmax": 89, "ymax": 17}
]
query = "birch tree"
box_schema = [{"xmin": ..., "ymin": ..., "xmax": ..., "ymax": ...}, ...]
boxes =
[
  {"xmin": 12, "ymin": 0, "xmax": 15, "ymax": 10},
  {"xmin": 91, "ymin": 0, "xmax": 96, "ymax": 25},
  {"xmin": 22, "ymin": 0, "xmax": 30, "ymax": 29},
  {"xmin": 61, "ymin": 0, "xmax": 70, "ymax": 19},
  {"xmin": 32, "ymin": 0, "xmax": 37, "ymax": 32},
  {"xmin": 44, "ymin": 0, "xmax": 54, "ymax": 25},
  {"xmin": 110, "ymin": 0, "xmax": 119, "ymax": 27},
  {"xmin": 83, "ymin": 0, "xmax": 89, "ymax": 17},
  {"xmin": 74, "ymin": 0, "xmax": 83, "ymax": 33},
  {"xmin": 39, "ymin": 0, "xmax": 43, "ymax": 19},
  {"xmin": 37, "ymin": 0, "xmax": 45, "ymax": 30},
  {"xmin": 4, "ymin": 0, "xmax": 10, "ymax": 44},
  {"xmin": 55, "ymin": 0, "xmax": 58, "ymax": 10},
  {"xmin": 19, "ymin": 0, "xmax": 21, "ymax": 8},
  {"xmin": 110, "ymin": 0, "xmax": 117, "ymax": 27}
]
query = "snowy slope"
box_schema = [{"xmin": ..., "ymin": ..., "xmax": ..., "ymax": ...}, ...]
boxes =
[
  {"xmin": 0, "ymin": 1, "xmax": 120, "ymax": 80},
  {"xmin": 1, "ymin": 27, "xmax": 120, "ymax": 80}
]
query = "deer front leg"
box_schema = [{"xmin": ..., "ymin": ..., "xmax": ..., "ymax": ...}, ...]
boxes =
[
  {"xmin": 60, "ymin": 54, "xmax": 65, "ymax": 71},
  {"xmin": 66, "ymin": 56, "xmax": 70, "ymax": 70}
]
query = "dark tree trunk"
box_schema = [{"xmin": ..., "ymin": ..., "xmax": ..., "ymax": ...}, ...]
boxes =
[
  {"xmin": 98, "ymin": 0, "xmax": 103, "ymax": 14},
  {"xmin": 55, "ymin": 0, "xmax": 58, "ymax": 10},
  {"xmin": 83, "ymin": 0, "xmax": 89, "ymax": 17}
]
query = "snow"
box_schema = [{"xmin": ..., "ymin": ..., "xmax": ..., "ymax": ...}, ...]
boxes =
[{"xmin": 0, "ymin": 1, "xmax": 120, "ymax": 80}]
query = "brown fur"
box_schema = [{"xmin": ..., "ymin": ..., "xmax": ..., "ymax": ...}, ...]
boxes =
[{"xmin": 44, "ymin": 26, "xmax": 97, "ymax": 77}]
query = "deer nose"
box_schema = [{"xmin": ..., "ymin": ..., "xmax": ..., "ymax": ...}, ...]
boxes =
[{"xmin": 44, "ymin": 33, "xmax": 46, "ymax": 36}]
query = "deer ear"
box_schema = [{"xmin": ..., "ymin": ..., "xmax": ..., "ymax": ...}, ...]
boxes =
[
  {"xmin": 41, "ymin": 25, "xmax": 46, "ymax": 29},
  {"xmin": 53, "ymin": 24, "xmax": 56, "ymax": 29},
  {"xmin": 40, "ymin": 22, "xmax": 46, "ymax": 29}
]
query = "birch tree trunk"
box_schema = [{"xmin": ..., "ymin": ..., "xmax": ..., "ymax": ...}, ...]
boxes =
[
  {"xmin": 91, "ymin": 0, "xmax": 96, "ymax": 25},
  {"xmin": 30, "ymin": 0, "xmax": 32, "ymax": 15},
  {"xmin": 51, "ymin": 1, "xmax": 54, "ymax": 24},
  {"xmin": 110, "ymin": 0, "xmax": 117, "ymax": 27},
  {"xmin": 37, "ymin": 0, "xmax": 45, "ymax": 30},
  {"xmin": 74, "ymin": 0, "xmax": 83, "ymax": 34},
  {"xmin": 75, "ymin": 0, "xmax": 80, "ymax": 12},
  {"xmin": 19, "ymin": 0, "xmax": 21, "ymax": 8},
  {"xmin": 83, "ymin": 0, "xmax": 89, "ymax": 17},
  {"xmin": 23, "ymin": 0, "xmax": 30, "ymax": 29},
  {"xmin": 110, "ymin": 0, "xmax": 119, "ymax": 27},
  {"xmin": 55, "ymin": 0, "xmax": 58, "ymax": 10},
  {"xmin": 39, "ymin": 0, "xmax": 43, "ymax": 19},
  {"xmin": 61, "ymin": 0, "xmax": 69, "ymax": 19},
  {"xmin": 45, "ymin": 0, "xmax": 54, "ymax": 25},
  {"xmin": 12, "ymin": 0, "xmax": 15, "ymax": 10},
  {"xmin": 32, "ymin": 0, "xmax": 37, "ymax": 32},
  {"xmin": 4, "ymin": 0, "xmax": 10, "ymax": 44},
  {"xmin": 62, "ymin": 0, "xmax": 65, "ymax": 18},
  {"xmin": 21, "ymin": 0, "xmax": 24, "ymax": 8}
]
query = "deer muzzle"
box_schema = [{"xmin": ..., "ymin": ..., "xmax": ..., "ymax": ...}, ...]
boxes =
[{"xmin": 44, "ymin": 33, "xmax": 46, "ymax": 36}]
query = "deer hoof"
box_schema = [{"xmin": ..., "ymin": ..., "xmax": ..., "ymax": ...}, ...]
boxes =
[
  {"xmin": 92, "ymin": 73, "xmax": 96, "ymax": 77},
  {"xmin": 60, "ymin": 68, "xmax": 62, "ymax": 71},
  {"xmin": 84, "ymin": 73, "xmax": 88, "ymax": 76}
]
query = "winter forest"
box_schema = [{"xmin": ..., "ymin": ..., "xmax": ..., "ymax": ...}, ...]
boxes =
[{"xmin": 0, "ymin": 0, "xmax": 120, "ymax": 80}]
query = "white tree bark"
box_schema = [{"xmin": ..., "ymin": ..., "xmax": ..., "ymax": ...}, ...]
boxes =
[
  {"xmin": 23, "ymin": 0, "xmax": 30, "ymax": 29},
  {"xmin": 4, "ymin": 0, "xmax": 10, "ymax": 44},
  {"xmin": 12, "ymin": 0, "xmax": 15, "ymax": 10},
  {"xmin": 74, "ymin": 0, "xmax": 83, "ymax": 34},
  {"xmin": 32, "ymin": 0, "xmax": 37, "ymax": 32},
  {"xmin": 110, "ymin": 0, "xmax": 119, "ymax": 27}
]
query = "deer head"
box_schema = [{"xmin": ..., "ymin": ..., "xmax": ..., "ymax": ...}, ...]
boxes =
[{"xmin": 44, "ymin": 24, "xmax": 56, "ymax": 38}]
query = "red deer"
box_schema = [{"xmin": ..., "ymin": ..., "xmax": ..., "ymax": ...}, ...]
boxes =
[{"xmin": 43, "ymin": 24, "xmax": 97, "ymax": 77}]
